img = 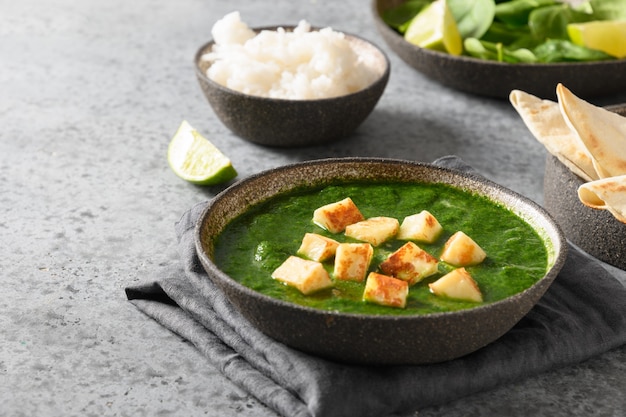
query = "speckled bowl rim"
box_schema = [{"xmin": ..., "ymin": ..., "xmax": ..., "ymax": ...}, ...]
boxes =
[
  {"xmin": 194, "ymin": 26, "xmax": 391, "ymax": 104},
  {"xmin": 195, "ymin": 157, "xmax": 568, "ymax": 322}
]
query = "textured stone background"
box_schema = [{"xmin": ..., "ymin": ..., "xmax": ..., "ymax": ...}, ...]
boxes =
[{"xmin": 1, "ymin": 0, "xmax": 625, "ymax": 416}]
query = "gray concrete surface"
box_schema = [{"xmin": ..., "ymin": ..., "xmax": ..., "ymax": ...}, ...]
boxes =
[{"xmin": 2, "ymin": 0, "xmax": 625, "ymax": 416}]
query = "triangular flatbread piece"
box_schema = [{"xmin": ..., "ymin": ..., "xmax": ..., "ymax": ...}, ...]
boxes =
[
  {"xmin": 578, "ymin": 176, "xmax": 626, "ymax": 224},
  {"xmin": 509, "ymin": 89, "xmax": 597, "ymax": 181},
  {"xmin": 557, "ymin": 83, "xmax": 626, "ymax": 179}
]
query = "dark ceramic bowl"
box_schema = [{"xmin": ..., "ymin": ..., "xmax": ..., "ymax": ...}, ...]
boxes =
[
  {"xmin": 543, "ymin": 104, "xmax": 626, "ymax": 270},
  {"xmin": 544, "ymin": 155, "xmax": 626, "ymax": 270},
  {"xmin": 195, "ymin": 158, "xmax": 567, "ymax": 365},
  {"xmin": 373, "ymin": 0, "xmax": 626, "ymax": 100},
  {"xmin": 194, "ymin": 27, "xmax": 390, "ymax": 147}
]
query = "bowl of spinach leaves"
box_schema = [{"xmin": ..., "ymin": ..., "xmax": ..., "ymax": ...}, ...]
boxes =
[{"xmin": 373, "ymin": 0, "xmax": 626, "ymax": 99}]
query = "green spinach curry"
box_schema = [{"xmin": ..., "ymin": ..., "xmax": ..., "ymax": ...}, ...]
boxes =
[{"xmin": 213, "ymin": 181, "xmax": 548, "ymax": 316}]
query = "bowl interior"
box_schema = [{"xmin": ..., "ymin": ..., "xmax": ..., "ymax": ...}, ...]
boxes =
[
  {"xmin": 372, "ymin": 0, "xmax": 626, "ymax": 100},
  {"xmin": 195, "ymin": 158, "xmax": 567, "ymax": 364}
]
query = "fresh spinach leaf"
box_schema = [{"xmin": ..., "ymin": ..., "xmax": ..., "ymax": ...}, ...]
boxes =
[
  {"xmin": 533, "ymin": 39, "xmax": 615, "ymax": 62},
  {"xmin": 464, "ymin": 37, "xmax": 537, "ymax": 62},
  {"xmin": 528, "ymin": 4, "xmax": 573, "ymax": 40},
  {"xmin": 590, "ymin": 0, "xmax": 626, "ymax": 20},
  {"xmin": 448, "ymin": 0, "xmax": 496, "ymax": 39},
  {"xmin": 382, "ymin": 0, "xmax": 430, "ymax": 31},
  {"xmin": 481, "ymin": 21, "xmax": 531, "ymax": 45},
  {"xmin": 495, "ymin": 0, "xmax": 557, "ymax": 27}
]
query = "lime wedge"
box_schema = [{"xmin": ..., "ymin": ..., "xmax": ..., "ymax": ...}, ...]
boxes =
[
  {"xmin": 404, "ymin": 0, "xmax": 463, "ymax": 56},
  {"xmin": 567, "ymin": 20, "xmax": 626, "ymax": 58},
  {"xmin": 167, "ymin": 120, "xmax": 237, "ymax": 185}
]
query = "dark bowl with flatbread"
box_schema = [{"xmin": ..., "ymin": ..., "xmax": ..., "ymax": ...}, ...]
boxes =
[
  {"xmin": 373, "ymin": 0, "xmax": 626, "ymax": 100},
  {"xmin": 543, "ymin": 105, "xmax": 626, "ymax": 270}
]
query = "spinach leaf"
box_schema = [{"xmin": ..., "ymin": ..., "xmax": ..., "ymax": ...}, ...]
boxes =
[
  {"xmin": 506, "ymin": 32, "xmax": 543, "ymax": 50},
  {"xmin": 464, "ymin": 38, "xmax": 537, "ymax": 62},
  {"xmin": 481, "ymin": 21, "xmax": 531, "ymax": 45},
  {"xmin": 590, "ymin": 0, "xmax": 626, "ymax": 20},
  {"xmin": 528, "ymin": 4, "xmax": 577, "ymax": 40},
  {"xmin": 448, "ymin": 0, "xmax": 496, "ymax": 39},
  {"xmin": 382, "ymin": 0, "xmax": 430, "ymax": 31},
  {"xmin": 533, "ymin": 39, "xmax": 615, "ymax": 62},
  {"xmin": 495, "ymin": 0, "xmax": 557, "ymax": 27}
]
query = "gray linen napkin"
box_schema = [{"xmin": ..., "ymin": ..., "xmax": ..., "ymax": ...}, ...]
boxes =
[{"xmin": 126, "ymin": 156, "xmax": 626, "ymax": 417}]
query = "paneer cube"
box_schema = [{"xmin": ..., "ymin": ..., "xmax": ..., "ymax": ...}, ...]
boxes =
[
  {"xmin": 344, "ymin": 216, "xmax": 399, "ymax": 246},
  {"xmin": 333, "ymin": 243, "xmax": 373, "ymax": 282},
  {"xmin": 313, "ymin": 197, "xmax": 364, "ymax": 233},
  {"xmin": 379, "ymin": 241, "xmax": 438, "ymax": 285},
  {"xmin": 297, "ymin": 233, "xmax": 340, "ymax": 262},
  {"xmin": 271, "ymin": 256, "xmax": 333, "ymax": 295},
  {"xmin": 428, "ymin": 267, "xmax": 483, "ymax": 302},
  {"xmin": 396, "ymin": 210, "xmax": 443, "ymax": 243},
  {"xmin": 363, "ymin": 272, "xmax": 409, "ymax": 308},
  {"xmin": 440, "ymin": 231, "xmax": 487, "ymax": 266}
]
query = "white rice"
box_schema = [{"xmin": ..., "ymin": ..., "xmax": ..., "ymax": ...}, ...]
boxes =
[{"xmin": 202, "ymin": 12, "xmax": 378, "ymax": 100}]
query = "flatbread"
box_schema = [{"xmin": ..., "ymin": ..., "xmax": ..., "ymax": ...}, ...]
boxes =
[
  {"xmin": 557, "ymin": 83, "xmax": 626, "ymax": 179},
  {"xmin": 578, "ymin": 176, "xmax": 626, "ymax": 224},
  {"xmin": 509, "ymin": 89, "xmax": 597, "ymax": 181}
]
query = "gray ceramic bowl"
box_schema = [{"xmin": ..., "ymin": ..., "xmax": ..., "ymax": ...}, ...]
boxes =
[
  {"xmin": 195, "ymin": 158, "xmax": 567, "ymax": 365},
  {"xmin": 373, "ymin": 0, "xmax": 626, "ymax": 100},
  {"xmin": 194, "ymin": 27, "xmax": 390, "ymax": 147},
  {"xmin": 543, "ymin": 104, "xmax": 626, "ymax": 270}
]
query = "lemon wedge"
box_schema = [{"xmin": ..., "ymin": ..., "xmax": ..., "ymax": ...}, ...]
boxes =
[
  {"xmin": 404, "ymin": 0, "xmax": 463, "ymax": 56},
  {"xmin": 167, "ymin": 120, "xmax": 237, "ymax": 185},
  {"xmin": 567, "ymin": 20, "xmax": 626, "ymax": 58}
]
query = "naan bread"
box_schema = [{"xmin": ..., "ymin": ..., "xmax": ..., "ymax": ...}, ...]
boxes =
[
  {"xmin": 557, "ymin": 83, "xmax": 626, "ymax": 179},
  {"xmin": 509, "ymin": 89, "xmax": 597, "ymax": 181},
  {"xmin": 578, "ymin": 176, "xmax": 626, "ymax": 224},
  {"xmin": 511, "ymin": 84, "xmax": 626, "ymax": 223}
]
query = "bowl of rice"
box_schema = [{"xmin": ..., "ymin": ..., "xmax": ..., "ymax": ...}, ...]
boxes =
[{"xmin": 195, "ymin": 12, "xmax": 390, "ymax": 147}]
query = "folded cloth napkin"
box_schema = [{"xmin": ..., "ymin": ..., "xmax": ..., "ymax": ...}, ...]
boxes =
[{"xmin": 126, "ymin": 156, "xmax": 626, "ymax": 417}]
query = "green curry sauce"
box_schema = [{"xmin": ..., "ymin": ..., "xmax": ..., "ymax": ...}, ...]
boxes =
[{"xmin": 213, "ymin": 182, "xmax": 549, "ymax": 315}]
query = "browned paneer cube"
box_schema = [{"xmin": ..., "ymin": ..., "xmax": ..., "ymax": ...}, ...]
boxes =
[
  {"xmin": 363, "ymin": 272, "xmax": 409, "ymax": 308},
  {"xmin": 312, "ymin": 197, "xmax": 364, "ymax": 233},
  {"xmin": 396, "ymin": 210, "xmax": 443, "ymax": 243},
  {"xmin": 440, "ymin": 231, "xmax": 487, "ymax": 266},
  {"xmin": 296, "ymin": 233, "xmax": 340, "ymax": 262},
  {"xmin": 271, "ymin": 256, "xmax": 333, "ymax": 295},
  {"xmin": 344, "ymin": 216, "xmax": 399, "ymax": 246},
  {"xmin": 333, "ymin": 242, "xmax": 373, "ymax": 282},
  {"xmin": 428, "ymin": 267, "xmax": 483, "ymax": 302},
  {"xmin": 379, "ymin": 241, "xmax": 438, "ymax": 285}
]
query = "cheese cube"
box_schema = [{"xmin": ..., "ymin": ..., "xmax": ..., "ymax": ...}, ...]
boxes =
[
  {"xmin": 297, "ymin": 233, "xmax": 340, "ymax": 262},
  {"xmin": 271, "ymin": 256, "xmax": 333, "ymax": 295},
  {"xmin": 363, "ymin": 272, "xmax": 409, "ymax": 308},
  {"xmin": 313, "ymin": 197, "xmax": 364, "ymax": 233},
  {"xmin": 440, "ymin": 231, "xmax": 487, "ymax": 266},
  {"xmin": 333, "ymin": 243, "xmax": 373, "ymax": 282},
  {"xmin": 397, "ymin": 210, "xmax": 443, "ymax": 243},
  {"xmin": 344, "ymin": 216, "xmax": 399, "ymax": 246},
  {"xmin": 379, "ymin": 241, "xmax": 438, "ymax": 285},
  {"xmin": 428, "ymin": 267, "xmax": 483, "ymax": 302}
]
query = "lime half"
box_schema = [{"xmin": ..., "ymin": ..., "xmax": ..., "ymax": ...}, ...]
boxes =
[
  {"xmin": 567, "ymin": 20, "xmax": 626, "ymax": 58},
  {"xmin": 404, "ymin": 0, "xmax": 463, "ymax": 56},
  {"xmin": 167, "ymin": 120, "xmax": 237, "ymax": 185}
]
